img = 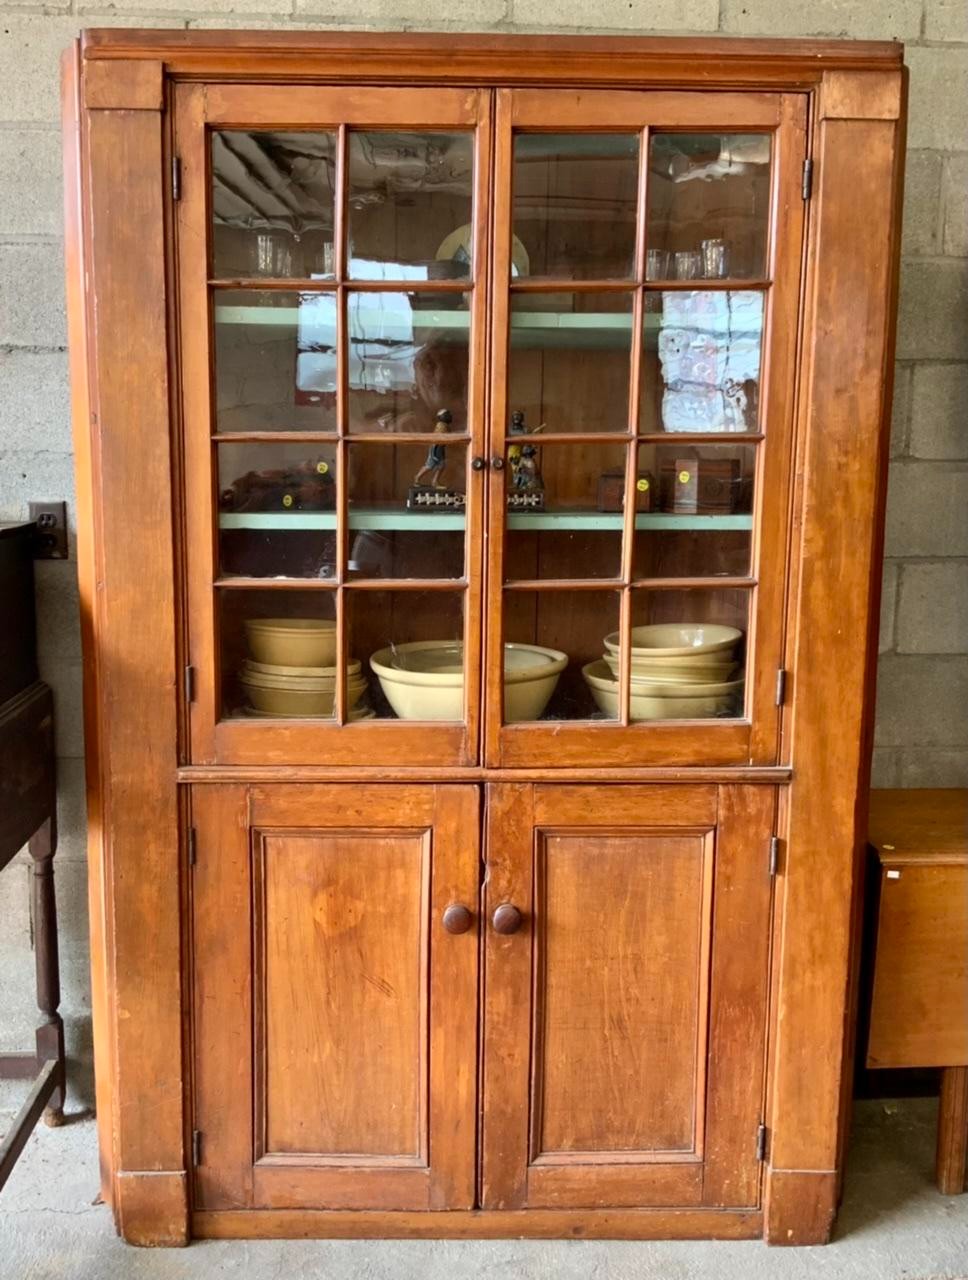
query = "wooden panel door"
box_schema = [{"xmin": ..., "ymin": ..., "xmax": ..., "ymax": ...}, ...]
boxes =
[
  {"xmin": 482, "ymin": 783, "xmax": 774, "ymax": 1209},
  {"xmin": 192, "ymin": 784, "xmax": 479, "ymax": 1210}
]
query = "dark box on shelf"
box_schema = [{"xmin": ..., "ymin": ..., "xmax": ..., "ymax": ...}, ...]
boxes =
[
  {"xmin": 659, "ymin": 458, "xmax": 742, "ymax": 515},
  {"xmin": 597, "ymin": 469, "xmax": 654, "ymax": 513}
]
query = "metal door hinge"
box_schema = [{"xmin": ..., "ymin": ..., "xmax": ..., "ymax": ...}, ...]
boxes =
[
  {"xmin": 769, "ymin": 835, "xmax": 780, "ymax": 878},
  {"xmin": 191, "ymin": 1130, "xmax": 202, "ymax": 1166},
  {"xmin": 802, "ymin": 158, "xmax": 813, "ymax": 200},
  {"xmin": 187, "ymin": 827, "xmax": 197, "ymax": 868},
  {"xmin": 184, "ymin": 664, "xmax": 196, "ymax": 704},
  {"xmin": 756, "ymin": 1122, "xmax": 768, "ymax": 1162},
  {"xmin": 775, "ymin": 669, "xmax": 787, "ymax": 706},
  {"xmin": 172, "ymin": 155, "xmax": 182, "ymax": 202}
]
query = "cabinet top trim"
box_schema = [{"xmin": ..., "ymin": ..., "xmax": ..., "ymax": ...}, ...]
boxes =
[{"xmin": 78, "ymin": 29, "xmax": 904, "ymax": 85}]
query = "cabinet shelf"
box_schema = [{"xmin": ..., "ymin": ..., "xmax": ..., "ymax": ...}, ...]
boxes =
[
  {"xmin": 219, "ymin": 509, "xmax": 754, "ymax": 533},
  {"xmin": 214, "ymin": 304, "xmax": 764, "ymax": 351}
]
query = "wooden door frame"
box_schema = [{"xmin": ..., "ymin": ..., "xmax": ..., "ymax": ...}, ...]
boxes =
[
  {"xmin": 64, "ymin": 32, "xmax": 905, "ymax": 1246},
  {"xmin": 483, "ymin": 87, "xmax": 807, "ymax": 769},
  {"xmin": 174, "ymin": 82, "xmax": 492, "ymax": 769}
]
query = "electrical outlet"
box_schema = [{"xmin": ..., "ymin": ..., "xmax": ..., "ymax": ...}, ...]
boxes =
[{"xmin": 28, "ymin": 501, "xmax": 68, "ymax": 559}]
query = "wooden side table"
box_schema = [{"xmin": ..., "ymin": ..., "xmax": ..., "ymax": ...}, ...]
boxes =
[
  {"xmin": 0, "ymin": 522, "xmax": 65, "ymax": 1191},
  {"xmin": 866, "ymin": 788, "xmax": 968, "ymax": 1195}
]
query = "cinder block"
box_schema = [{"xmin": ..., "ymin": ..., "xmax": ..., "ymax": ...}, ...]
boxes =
[
  {"xmin": 897, "ymin": 748, "xmax": 968, "ymax": 787},
  {"xmin": 925, "ymin": 0, "xmax": 968, "ymax": 42},
  {"xmin": 870, "ymin": 747, "xmax": 900, "ymax": 789},
  {"xmin": 896, "ymin": 561, "xmax": 968, "ymax": 655},
  {"xmin": 906, "ymin": 46, "xmax": 968, "ymax": 151},
  {"xmin": 0, "ymin": 242, "xmax": 67, "ymax": 350},
  {"xmin": 0, "ymin": 15, "xmax": 184, "ymax": 125},
  {"xmin": 943, "ymin": 153, "xmax": 968, "ymax": 258},
  {"xmin": 874, "ymin": 653, "xmax": 968, "ymax": 748},
  {"xmin": 0, "ymin": 450, "xmax": 76, "ymax": 538},
  {"xmin": 79, "ymin": 0, "xmax": 289, "ymax": 13},
  {"xmin": 901, "ymin": 151, "xmax": 943, "ymax": 257},
  {"xmin": 34, "ymin": 559, "xmax": 82, "ymax": 663},
  {"xmin": 879, "ymin": 560, "xmax": 898, "ymax": 655},
  {"xmin": 890, "ymin": 361, "xmax": 912, "ymax": 458},
  {"xmin": 0, "ymin": 350, "xmax": 71, "ymax": 454},
  {"xmin": 38, "ymin": 657, "xmax": 85, "ymax": 760},
  {"xmin": 909, "ymin": 363, "xmax": 968, "ymax": 460},
  {"xmin": 896, "ymin": 259, "xmax": 968, "ymax": 362},
  {"xmin": 720, "ymin": 0, "xmax": 919, "ymax": 39},
  {"xmin": 296, "ymin": 0, "xmax": 506, "ymax": 21},
  {"xmin": 885, "ymin": 461, "xmax": 968, "ymax": 557},
  {"xmin": 509, "ymin": 0, "xmax": 716, "ymax": 28},
  {"xmin": 52, "ymin": 757, "xmax": 89, "ymax": 864},
  {"xmin": 0, "ymin": 128, "xmax": 62, "ymax": 237}
]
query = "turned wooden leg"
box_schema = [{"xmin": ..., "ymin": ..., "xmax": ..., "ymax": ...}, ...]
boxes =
[
  {"xmin": 937, "ymin": 1066, "xmax": 968, "ymax": 1195},
  {"xmin": 27, "ymin": 816, "xmax": 66, "ymax": 1126}
]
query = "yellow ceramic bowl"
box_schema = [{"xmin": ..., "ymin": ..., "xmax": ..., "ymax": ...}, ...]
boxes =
[
  {"xmin": 241, "ymin": 671, "xmax": 366, "ymax": 716},
  {"xmin": 370, "ymin": 641, "xmax": 567, "ymax": 722},
  {"xmin": 244, "ymin": 618, "xmax": 337, "ymax": 667},
  {"xmin": 242, "ymin": 657, "xmax": 362, "ymax": 680},
  {"xmin": 602, "ymin": 654, "xmax": 738, "ymax": 684},
  {"xmin": 602, "ymin": 623, "xmax": 742, "ymax": 659},
  {"xmin": 583, "ymin": 660, "xmax": 744, "ymax": 721}
]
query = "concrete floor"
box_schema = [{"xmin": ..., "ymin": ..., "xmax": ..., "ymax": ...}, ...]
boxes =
[{"xmin": 1, "ymin": 1099, "xmax": 966, "ymax": 1280}]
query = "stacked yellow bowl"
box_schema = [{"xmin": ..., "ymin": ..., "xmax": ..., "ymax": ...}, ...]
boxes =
[
  {"xmin": 371, "ymin": 640, "xmax": 567, "ymax": 722},
  {"xmin": 241, "ymin": 619, "xmax": 369, "ymax": 718},
  {"xmin": 583, "ymin": 624, "xmax": 744, "ymax": 720}
]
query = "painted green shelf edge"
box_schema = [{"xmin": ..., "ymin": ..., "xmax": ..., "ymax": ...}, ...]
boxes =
[{"xmin": 219, "ymin": 509, "xmax": 754, "ymax": 533}]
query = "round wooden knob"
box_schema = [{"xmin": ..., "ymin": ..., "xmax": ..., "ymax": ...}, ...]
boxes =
[
  {"xmin": 491, "ymin": 903, "xmax": 523, "ymax": 935},
  {"xmin": 442, "ymin": 904, "xmax": 473, "ymax": 935},
  {"xmin": 490, "ymin": 455, "xmax": 505, "ymax": 471}
]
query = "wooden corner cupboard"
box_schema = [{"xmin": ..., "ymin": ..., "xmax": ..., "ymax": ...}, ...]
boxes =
[{"xmin": 62, "ymin": 29, "xmax": 906, "ymax": 1247}]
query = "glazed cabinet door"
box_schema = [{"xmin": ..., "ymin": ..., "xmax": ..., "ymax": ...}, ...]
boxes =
[
  {"xmin": 485, "ymin": 89, "xmax": 807, "ymax": 767},
  {"xmin": 191, "ymin": 784, "xmax": 479, "ymax": 1211},
  {"xmin": 174, "ymin": 84, "xmax": 491, "ymax": 768},
  {"xmin": 482, "ymin": 783, "xmax": 774, "ymax": 1209}
]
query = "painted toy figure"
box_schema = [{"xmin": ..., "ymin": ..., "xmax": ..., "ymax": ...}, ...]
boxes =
[
  {"xmin": 412, "ymin": 409, "xmax": 453, "ymax": 489},
  {"xmin": 507, "ymin": 409, "xmax": 545, "ymax": 508}
]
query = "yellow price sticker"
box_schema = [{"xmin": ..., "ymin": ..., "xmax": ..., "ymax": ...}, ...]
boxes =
[
  {"xmin": 678, "ymin": 469, "xmax": 691, "ymax": 485},
  {"xmin": 636, "ymin": 478, "xmax": 650, "ymax": 493},
  {"xmin": 316, "ymin": 461, "xmax": 329, "ymax": 475},
  {"xmin": 282, "ymin": 494, "xmax": 294, "ymax": 508}
]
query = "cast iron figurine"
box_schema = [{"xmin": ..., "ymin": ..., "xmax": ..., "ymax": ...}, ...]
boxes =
[{"xmin": 412, "ymin": 409, "xmax": 453, "ymax": 489}]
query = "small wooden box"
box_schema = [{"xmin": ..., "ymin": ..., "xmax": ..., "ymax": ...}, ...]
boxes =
[
  {"xmin": 597, "ymin": 470, "xmax": 654, "ymax": 513},
  {"xmin": 659, "ymin": 458, "xmax": 741, "ymax": 515}
]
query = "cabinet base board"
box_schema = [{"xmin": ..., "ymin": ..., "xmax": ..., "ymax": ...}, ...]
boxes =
[{"xmin": 191, "ymin": 1207, "xmax": 761, "ymax": 1241}]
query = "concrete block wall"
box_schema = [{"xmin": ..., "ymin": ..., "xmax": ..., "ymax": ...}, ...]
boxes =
[{"xmin": 0, "ymin": 1, "xmax": 965, "ymax": 1108}]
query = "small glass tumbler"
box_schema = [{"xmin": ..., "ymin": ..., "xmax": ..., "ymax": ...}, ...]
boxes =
[
  {"xmin": 673, "ymin": 250, "xmax": 703, "ymax": 280},
  {"xmin": 645, "ymin": 248, "xmax": 671, "ymax": 281},
  {"xmin": 254, "ymin": 230, "xmax": 293, "ymax": 277},
  {"xmin": 701, "ymin": 238, "xmax": 728, "ymax": 279}
]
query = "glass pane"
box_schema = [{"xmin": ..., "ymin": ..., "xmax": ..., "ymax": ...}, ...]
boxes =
[
  {"xmin": 505, "ymin": 442, "xmax": 626, "ymax": 581},
  {"xmin": 218, "ymin": 442, "xmax": 338, "ymax": 580},
  {"xmin": 212, "ymin": 131, "xmax": 337, "ymax": 280},
  {"xmin": 348, "ymin": 132, "xmax": 474, "ymax": 280},
  {"xmin": 214, "ymin": 290, "xmax": 337, "ymax": 434},
  {"xmin": 347, "ymin": 291, "xmax": 470, "ymax": 434},
  {"xmin": 347, "ymin": 442, "xmax": 465, "ymax": 580},
  {"xmin": 646, "ymin": 133, "xmax": 771, "ymax": 281},
  {"xmin": 640, "ymin": 290, "xmax": 764, "ymax": 435},
  {"xmin": 509, "ymin": 292, "xmax": 633, "ymax": 435},
  {"xmin": 503, "ymin": 590, "xmax": 621, "ymax": 722},
  {"xmin": 513, "ymin": 133, "xmax": 639, "ymax": 280},
  {"xmin": 632, "ymin": 443, "xmax": 755, "ymax": 579},
  {"xmin": 219, "ymin": 589, "xmax": 340, "ymax": 721},
  {"xmin": 625, "ymin": 588, "xmax": 749, "ymax": 720},
  {"xmin": 350, "ymin": 590, "xmax": 465, "ymax": 721}
]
